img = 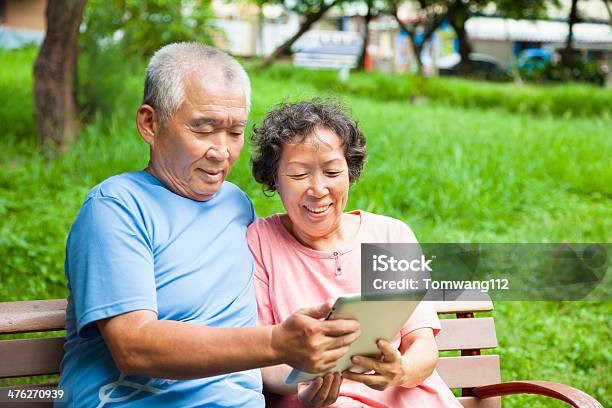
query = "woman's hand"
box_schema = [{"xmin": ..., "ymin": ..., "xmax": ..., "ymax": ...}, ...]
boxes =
[
  {"xmin": 341, "ymin": 339, "xmax": 410, "ymax": 391},
  {"xmin": 298, "ymin": 373, "xmax": 343, "ymax": 407}
]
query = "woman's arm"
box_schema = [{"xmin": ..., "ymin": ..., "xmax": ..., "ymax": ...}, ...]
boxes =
[
  {"xmin": 342, "ymin": 327, "xmax": 438, "ymax": 390},
  {"xmin": 397, "ymin": 327, "xmax": 438, "ymax": 387}
]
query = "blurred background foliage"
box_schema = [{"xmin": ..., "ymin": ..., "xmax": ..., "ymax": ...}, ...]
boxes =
[
  {"xmin": 80, "ymin": 0, "xmax": 217, "ymax": 58},
  {"xmin": 78, "ymin": 0, "xmax": 218, "ymax": 118}
]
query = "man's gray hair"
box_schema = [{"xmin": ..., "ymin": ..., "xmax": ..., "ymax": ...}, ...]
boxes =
[{"xmin": 143, "ymin": 42, "xmax": 251, "ymax": 123}]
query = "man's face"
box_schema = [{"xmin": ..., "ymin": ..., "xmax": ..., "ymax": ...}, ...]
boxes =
[{"xmin": 148, "ymin": 73, "xmax": 248, "ymax": 201}]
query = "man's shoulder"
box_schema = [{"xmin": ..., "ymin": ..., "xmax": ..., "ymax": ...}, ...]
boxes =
[
  {"xmin": 85, "ymin": 171, "xmax": 155, "ymax": 204},
  {"xmin": 217, "ymin": 181, "xmax": 254, "ymax": 218},
  {"xmin": 219, "ymin": 180, "xmax": 250, "ymax": 201}
]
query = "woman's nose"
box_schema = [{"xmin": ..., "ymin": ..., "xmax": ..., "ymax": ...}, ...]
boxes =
[{"xmin": 308, "ymin": 175, "xmax": 329, "ymax": 197}]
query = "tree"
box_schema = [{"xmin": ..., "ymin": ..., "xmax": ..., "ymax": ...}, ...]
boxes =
[
  {"xmin": 258, "ymin": 0, "xmax": 344, "ymax": 69},
  {"xmin": 390, "ymin": 0, "xmax": 453, "ymax": 74},
  {"xmin": 357, "ymin": 0, "xmax": 386, "ymax": 70},
  {"xmin": 433, "ymin": 0, "xmax": 554, "ymax": 75},
  {"xmin": 81, "ymin": 0, "xmax": 217, "ymax": 59},
  {"xmin": 447, "ymin": 1, "xmax": 474, "ymax": 74},
  {"xmin": 561, "ymin": 0, "xmax": 580, "ymax": 67},
  {"xmin": 34, "ymin": 0, "xmax": 87, "ymax": 150},
  {"xmin": 494, "ymin": 0, "xmax": 557, "ymax": 19},
  {"xmin": 604, "ymin": 0, "xmax": 612, "ymax": 24}
]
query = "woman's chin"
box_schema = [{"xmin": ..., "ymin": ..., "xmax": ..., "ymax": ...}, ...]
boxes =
[{"xmin": 293, "ymin": 214, "xmax": 341, "ymax": 237}]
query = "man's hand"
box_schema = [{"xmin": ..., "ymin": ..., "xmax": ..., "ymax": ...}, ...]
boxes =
[
  {"xmin": 298, "ymin": 373, "xmax": 343, "ymax": 407},
  {"xmin": 271, "ymin": 300, "xmax": 360, "ymax": 373},
  {"xmin": 341, "ymin": 339, "xmax": 408, "ymax": 391}
]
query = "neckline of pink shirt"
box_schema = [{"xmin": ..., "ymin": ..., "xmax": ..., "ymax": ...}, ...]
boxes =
[{"xmin": 271, "ymin": 210, "xmax": 366, "ymax": 259}]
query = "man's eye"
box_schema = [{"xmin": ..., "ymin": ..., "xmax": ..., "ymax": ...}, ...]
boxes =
[{"xmin": 193, "ymin": 128, "xmax": 213, "ymax": 134}]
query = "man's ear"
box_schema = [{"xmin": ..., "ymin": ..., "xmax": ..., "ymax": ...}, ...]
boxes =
[{"xmin": 136, "ymin": 104, "xmax": 158, "ymax": 146}]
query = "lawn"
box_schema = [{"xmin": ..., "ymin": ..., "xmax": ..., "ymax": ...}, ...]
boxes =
[{"xmin": 0, "ymin": 48, "xmax": 610, "ymax": 406}]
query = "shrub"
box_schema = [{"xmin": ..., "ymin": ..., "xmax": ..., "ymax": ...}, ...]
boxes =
[{"xmin": 257, "ymin": 65, "xmax": 612, "ymax": 118}]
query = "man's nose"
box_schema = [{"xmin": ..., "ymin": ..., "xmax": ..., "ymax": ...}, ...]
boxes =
[{"xmin": 206, "ymin": 136, "xmax": 230, "ymax": 162}]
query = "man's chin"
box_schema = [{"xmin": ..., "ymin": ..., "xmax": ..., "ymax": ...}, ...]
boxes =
[{"xmin": 190, "ymin": 183, "xmax": 223, "ymax": 201}]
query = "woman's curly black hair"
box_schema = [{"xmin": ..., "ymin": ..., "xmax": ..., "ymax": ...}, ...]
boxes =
[{"xmin": 250, "ymin": 98, "xmax": 367, "ymax": 193}]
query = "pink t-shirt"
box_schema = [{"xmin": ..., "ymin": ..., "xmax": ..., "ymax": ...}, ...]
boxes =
[{"xmin": 247, "ymin": 210, "xmax": 461, "ymax": 407}]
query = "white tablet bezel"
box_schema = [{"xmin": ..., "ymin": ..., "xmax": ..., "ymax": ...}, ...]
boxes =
[{"xmin": 284, "ymin": 291, "xmax": 426, "ymax": 384}]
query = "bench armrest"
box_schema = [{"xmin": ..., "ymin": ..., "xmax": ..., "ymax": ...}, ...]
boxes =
[{"xmin": 472, "ymin": 380, "xmax": 603, "ymax": 408}]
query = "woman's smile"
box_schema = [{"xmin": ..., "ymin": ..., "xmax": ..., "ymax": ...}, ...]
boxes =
[{"xmin": 303, "ymin": 203, "xmax": 333, "ymax": 215}]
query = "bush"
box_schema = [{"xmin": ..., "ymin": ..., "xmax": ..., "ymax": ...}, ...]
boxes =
[
  {"xmin": 257, "ymin": 65, "xmax": 612, "ymax": 118},
  {"xmin": 78, "ymin": 46, "xmax": 144, "ymax": 121},
  {"xmin": 0, "ymin": 47, "xmax": 37, "ymax": 143},
  {"xmin": 520, "ymin": 58, "xmax": 607, "ymax": 87}
]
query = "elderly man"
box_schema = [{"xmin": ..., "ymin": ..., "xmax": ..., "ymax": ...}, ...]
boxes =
[{"xmin": 58, "ymin": 43, "xmax": 359, "ymax": 407}]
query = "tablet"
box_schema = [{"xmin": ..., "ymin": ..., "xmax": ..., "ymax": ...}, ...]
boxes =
[{"xmin": 284, "ymin": 290, "xmax": 426, "ymax": 384}]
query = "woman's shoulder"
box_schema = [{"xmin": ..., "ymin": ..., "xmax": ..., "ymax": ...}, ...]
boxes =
[
  {"xmin": 247, "ymin": 213, "xmax": 285, "ymax": 241},
  {"xmin": 358, "ymin": 210, "xmax": 418, "ymax": 243}
]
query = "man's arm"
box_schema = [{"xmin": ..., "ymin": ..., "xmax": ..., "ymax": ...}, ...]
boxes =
[
  {"xmin": 98, "ymin": 301, "xmax": 360, "ymax": 380},
  {"xmin": 261, "ymin": 365, "xmax": 296, "ymax": 395}
]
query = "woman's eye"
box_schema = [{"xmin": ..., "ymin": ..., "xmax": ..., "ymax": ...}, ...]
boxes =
[
  {"xmin": 326, "ymin": 171, "xmax": 342, "ymax": 177},
  {"xmin": 287, "ymin": 174, "xmax": 308, "ymax": 179}
]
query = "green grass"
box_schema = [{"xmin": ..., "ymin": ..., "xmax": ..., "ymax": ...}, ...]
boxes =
[{"xmin": 0, "ymin": 48, "xmax": 610, "ymax": 406}]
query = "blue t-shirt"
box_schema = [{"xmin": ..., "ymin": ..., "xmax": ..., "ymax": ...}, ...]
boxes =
[{"xmin": 58, "ymin": 171, "xmax": 264, "ymax": 407}]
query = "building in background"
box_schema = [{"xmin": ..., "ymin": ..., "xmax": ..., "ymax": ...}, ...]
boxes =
[
  {"xmin": 467, "ymin": 17, "xmax": 612, "ymax": 69},
  {"xmin": 0, "ymin": 0, "xmax": 45, "ymax": 49}
]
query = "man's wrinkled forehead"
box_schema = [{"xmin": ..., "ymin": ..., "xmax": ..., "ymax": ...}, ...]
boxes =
[{"xmin": 184, "ymin": 71, "xmax": 247, "ymax": 107}]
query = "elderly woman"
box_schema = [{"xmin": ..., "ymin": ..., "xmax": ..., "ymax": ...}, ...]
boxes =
[{"xmin": 248, "ymin": 99, "xmax": 461, "ymax": 407}]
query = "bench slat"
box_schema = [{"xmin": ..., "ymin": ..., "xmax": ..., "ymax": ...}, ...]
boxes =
[
  {"xmin": 435, "ymin": 300, "xmax": 494, "ymax": 314},
  {"xmin": 458, "ymin": 396, "xmax": 502, "ymax": 408},
  {"xmin": 437, "ymin": 317, "xmax": 498, "ymax": 351},
  {"xmin": 0, "ymin": 300, "xmax": 67, "ymax": 334},
  {"xmin": 436, "ymin": 355, "xmax": 501, "ymax": 389},
  {"xmin": 0, "ymin": 338, "xmax": 64, "ymax": 378}
]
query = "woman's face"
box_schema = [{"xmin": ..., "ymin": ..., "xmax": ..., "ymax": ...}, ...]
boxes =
[{"xmin": 276, "ymin": 127, "xmax": 350, "ymax": 240}]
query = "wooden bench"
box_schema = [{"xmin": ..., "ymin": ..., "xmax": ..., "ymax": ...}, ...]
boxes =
[
  {"xmin": 292, "ymin": 30, "xmax": 362, "ymax": 81},
  {"xmin": 0, "ymin": 299, "xmax": 603, "ymax": 407}
]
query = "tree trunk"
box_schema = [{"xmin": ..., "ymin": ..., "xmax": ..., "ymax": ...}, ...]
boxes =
[
  {"xmin": 449, "ymin": 4, "xmax": 472, "ymax": 75},
  {"xmin": 258, "ymin": 0, "xmax": 338, "ymax": 69},
  {"xmin": 357, "ymin": 1, "xmax": 373, "ymax": 70},
  {"xmin": 392, "ymin": 13, "xmax": 423, "ymax": 74},
  {"xmin": 392, "ymin": 2, "xmax": 447, "ymax": 75},
  {"xmin": 561, "ymin": 0, "xmax": 579, "ymax": 68},
  {"xmin": 34, "ymin": 0, "xmax": 87, "ymax": 150},
  {"xmin": 603, "ymin": 0, "xmax": 612, "ymax": 24},
  {"xmin": 256, "ymin": 4, "xmax": 265, "ymax": 56}
]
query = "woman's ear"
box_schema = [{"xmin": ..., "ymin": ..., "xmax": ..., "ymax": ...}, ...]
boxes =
[{"xmin": 136, "ymin": 104, "xmax": 158, "ymax": 146}]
